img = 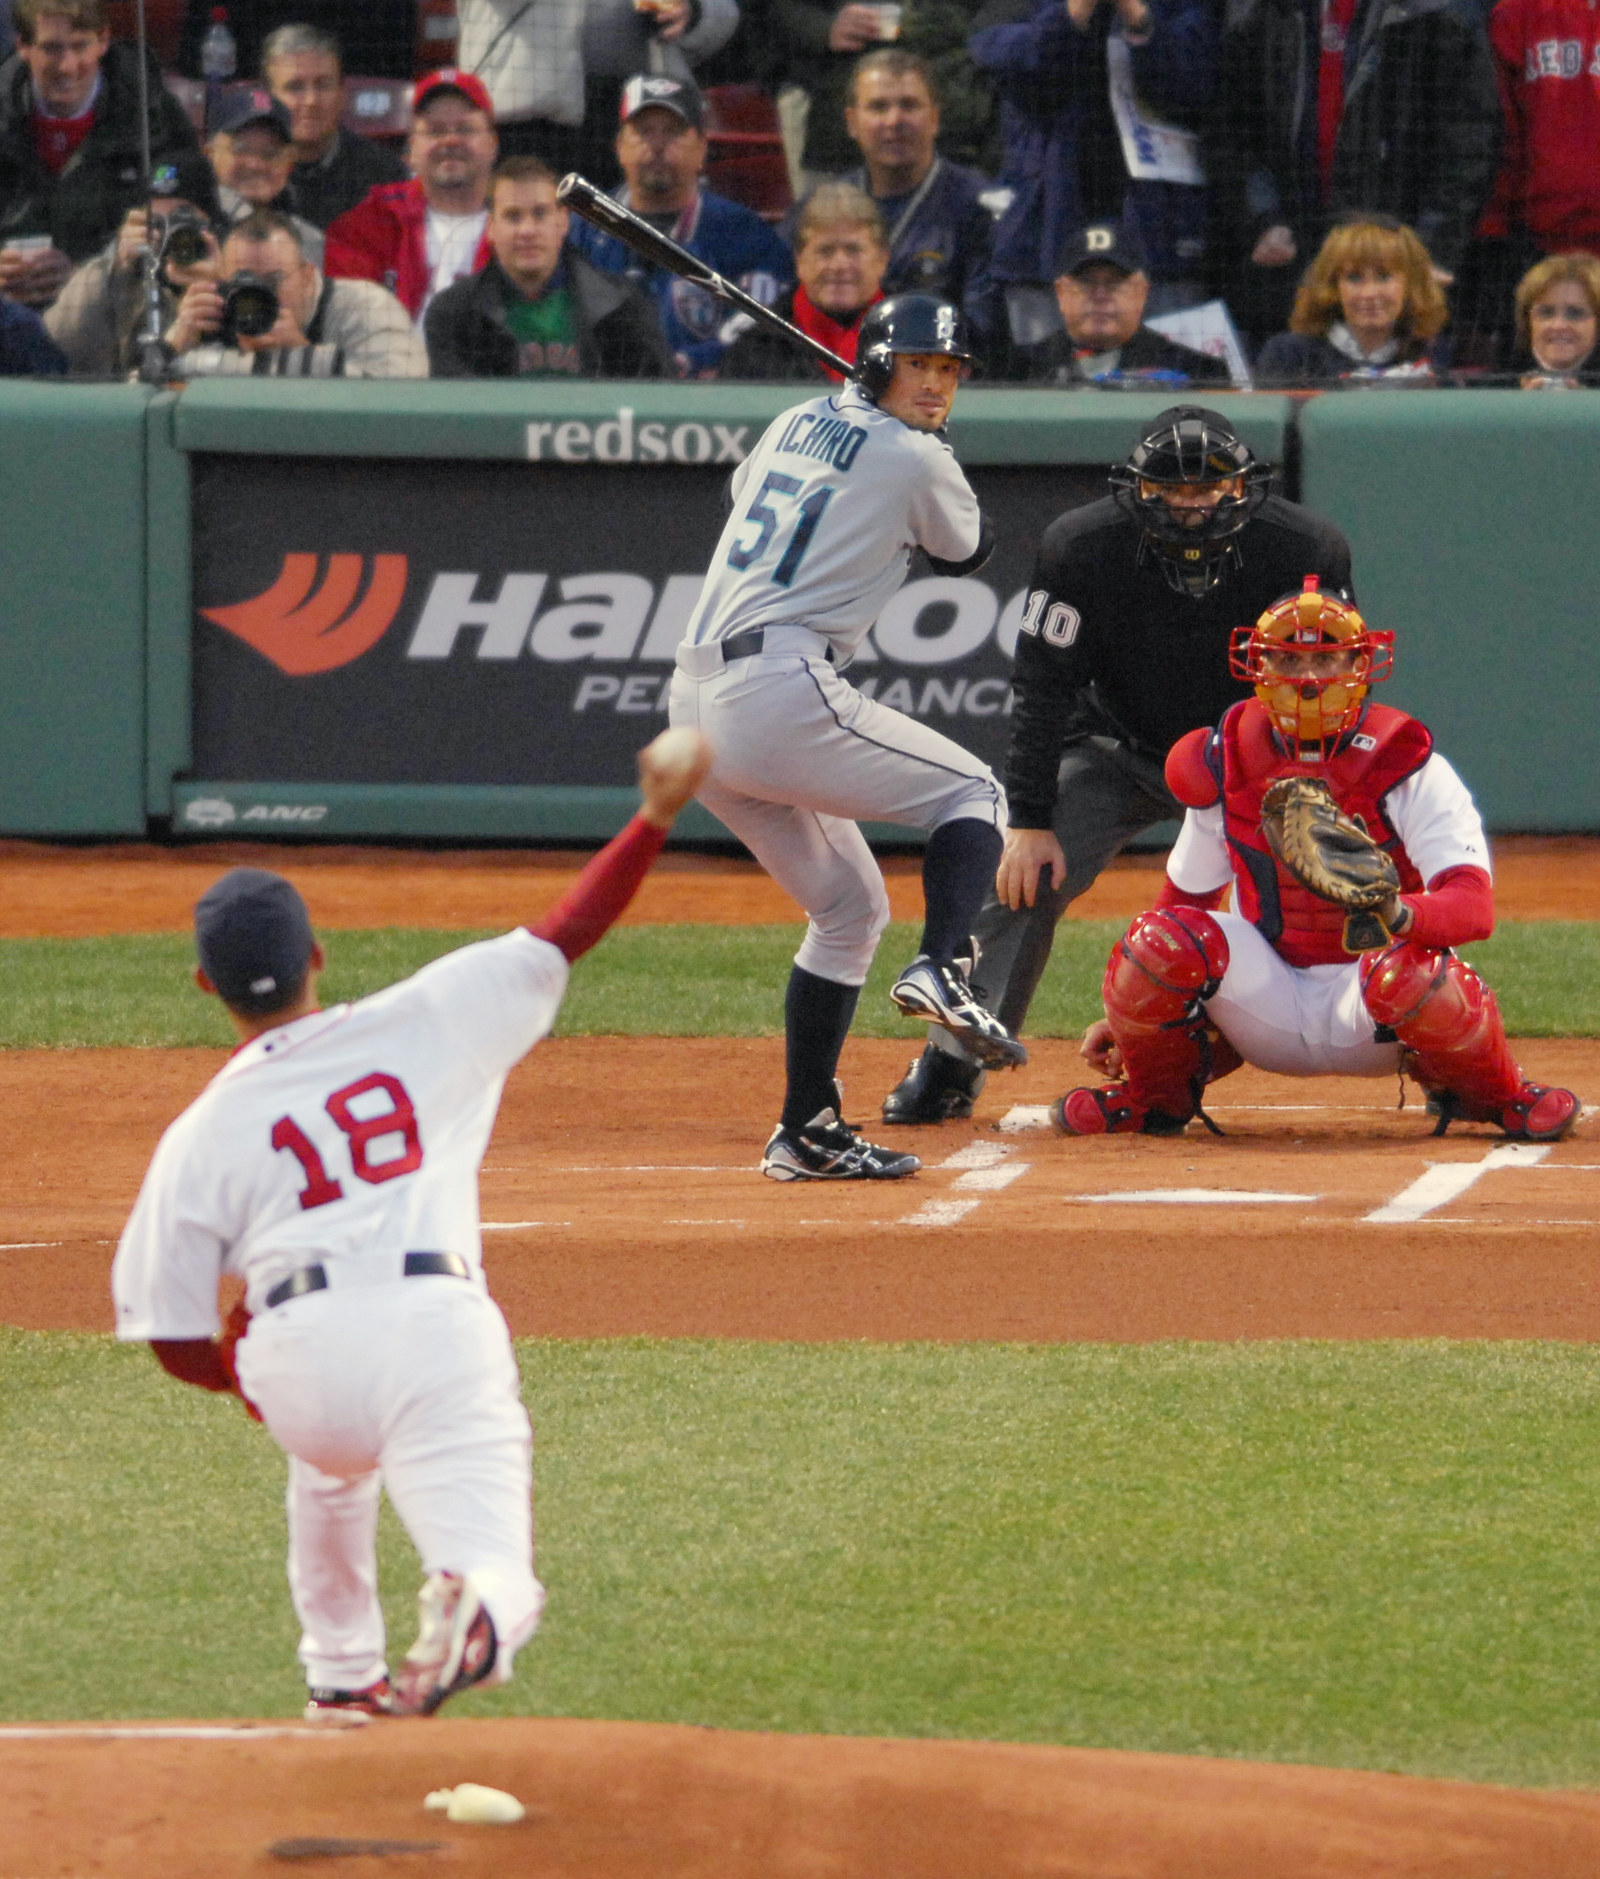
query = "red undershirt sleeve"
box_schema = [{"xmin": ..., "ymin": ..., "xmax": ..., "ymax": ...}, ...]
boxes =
[
  {"xmin": 151, "ymin": 1339, "xmax": 235, "ymax": 1393},
  {"xmin": 527, "ymin": 813, "xmax": 669, "ymax": 963},
  {"xmin": 1400, "ymin": 865, "xmax": 1494, "ymax": 950}
]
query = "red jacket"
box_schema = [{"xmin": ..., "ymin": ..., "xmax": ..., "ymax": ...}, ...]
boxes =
[
  {"xmin": 323, "ymin": 179, "xmax": 491, "ymax": 321},
  {"xmin": 1481, "ymin": 0, "xmax": 1600, "ymax": 250}
]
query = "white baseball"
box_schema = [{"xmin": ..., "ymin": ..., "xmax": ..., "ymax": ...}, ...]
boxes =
[
  {"xmin": 440, "ymin": 1783, "xmax": 526, "ymax": 1824},
  {"xmin": 644, "ymin": 726, "xmax": 709, "ymax": 782}
]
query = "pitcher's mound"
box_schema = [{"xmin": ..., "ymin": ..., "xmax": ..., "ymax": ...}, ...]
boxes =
[{"xmin": 1, "ymin": 1716, "xmax": 1595, "ymax": 1877}]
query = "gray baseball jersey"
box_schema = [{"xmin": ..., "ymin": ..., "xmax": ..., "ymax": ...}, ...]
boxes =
[{"xmin": 682, "ymin": 382, "xmax": 984, "ymax": 664}]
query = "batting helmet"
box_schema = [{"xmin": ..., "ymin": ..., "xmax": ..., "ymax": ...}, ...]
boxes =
[
  {"xmin": 1108, "ymin": 406, "xmax": 1271, "ymax": 596},
  {"xmin": 855, "ymin": 294, "xmax": 973, "ymax": 402},
  {"xmin": 1230, "ymin": 575, "xmax": 1394, "ymax": 754}
]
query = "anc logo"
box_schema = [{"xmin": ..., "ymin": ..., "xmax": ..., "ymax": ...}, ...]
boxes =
[{"xmin": 202, "ymin": 554, "xmax": 408, "ymax": 675}]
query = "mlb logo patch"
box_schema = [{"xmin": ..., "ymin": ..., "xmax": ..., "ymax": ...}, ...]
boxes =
[{"xmin": 1351, "ymin": 733, "xmax": 1377, "ymax": 751}]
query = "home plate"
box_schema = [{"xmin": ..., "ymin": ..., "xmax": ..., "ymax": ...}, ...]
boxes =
[{"xmin": 1067, "ymin": 1189, "xmax": 1319, "ymax": 1205}]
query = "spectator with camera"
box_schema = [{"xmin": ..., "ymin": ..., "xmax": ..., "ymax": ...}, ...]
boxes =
[
  {"xmin": 43, "ymin": 165, "xmax": 218, "ymax": 373},
  {"xmin": 1014, "ymin": 219, "xmax": 1228, "ymax": 384},
  {"xmin": 1253, "ymin": 216, "xmax": 1447, "ymax": 386},
  {"xmin": 719, "ymin": 177, "xmax": 884, "ymax": 377},
  {"xmin": 570, "ymin": 74, "xmax": 793, "ymax": 377},
  {"xmin": 164, "ymin": 204, "xmax": 425, "ymax": 376},
  {"xmin": 207, "ymin": 87, "xmax": 323, "ymax": 263},
  {"xmin": 831, "ymin": 47, "xmax": 995, "ymax": 338},
  {"xmin": 425, "ymin": 155, "xmax": 672, "ymax": 378},
  {"xmin": 324, "ymin": 69, "xmax": 498, "ymax": 324},
  {"xmin": 260, "ymin": 24, "xmax": 406, "ymax": 232},
  {"xmin": 0, "ymin": 0, "xmax": 203, "ymax": 308}
]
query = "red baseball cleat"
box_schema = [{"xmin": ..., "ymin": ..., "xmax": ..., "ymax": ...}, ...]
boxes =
[{"xmin": 1050, "ymin": 1086, "xmax": 1190, "ymax": 1136}]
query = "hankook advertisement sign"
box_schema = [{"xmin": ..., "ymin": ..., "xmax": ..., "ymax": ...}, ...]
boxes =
[{"xmin": 190, "ymin": 442, "xmax": 1104, "ymax": 788}]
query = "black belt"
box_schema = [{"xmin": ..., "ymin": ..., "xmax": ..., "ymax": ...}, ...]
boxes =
[
  {"xmin": 720, "ymin": 628, "xmax": 833, "ymax": 665},
  {"xmin": 264, "ymin": 1252, "xmax": 470, "ymax": 1310}
]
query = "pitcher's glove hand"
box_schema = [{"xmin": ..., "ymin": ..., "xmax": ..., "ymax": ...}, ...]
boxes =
[{"xmin": 1259, "ymin": 775, "xmax": 1405, "ymax": 952}]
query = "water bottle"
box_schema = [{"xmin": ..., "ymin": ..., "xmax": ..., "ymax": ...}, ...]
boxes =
[{"xmin": 200, "ymin": 8, "xmax": 237, "ymax": 81}]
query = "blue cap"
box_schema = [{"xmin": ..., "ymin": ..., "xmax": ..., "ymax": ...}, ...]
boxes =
[
  {"xmin": 194, "ymin": 868, "xmax": 314, "ymax": 1009},
  {"xmin": 211, "ymin": 87, "xmax": 293, "ymax": 142}
]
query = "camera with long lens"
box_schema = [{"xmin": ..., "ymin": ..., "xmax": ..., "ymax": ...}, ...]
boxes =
[
  {"xmin": 217, "ymin": 271, "xmax": 281, "ymax": 345},
  {"xmin": 154, "ymin": 204, "xmax": 212, "ymax": 272}
]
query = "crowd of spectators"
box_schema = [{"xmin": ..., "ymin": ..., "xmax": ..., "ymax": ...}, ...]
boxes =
[{"xmin": 0, "ymin": 0, "xmax": 1593, "ymax": 387}]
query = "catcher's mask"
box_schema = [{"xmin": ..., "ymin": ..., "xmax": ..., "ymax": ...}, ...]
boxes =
[
  {"xmin": 855, "ymin": 294, "xmax": 974, "ymax": 403},
  {"xmin": 1108, "ymin": 405, "xmax": 1271, "ymax": 597},
  {"xmin": 1231, "ymin": 576, "xmax": 1394, "ymax": 755}
]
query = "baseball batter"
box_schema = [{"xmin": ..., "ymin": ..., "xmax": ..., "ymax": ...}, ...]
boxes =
[
  {"xmin": 1053, "ymin": 580, "xmax": 1578, "ymax": 1141},
  {"xmin": 669, "ymin": 291, "xmax": 1025, "ymax": 1182},
  {"xmin": 111, "ymin": 728, "xmax": 712, "ymax": 1720}
]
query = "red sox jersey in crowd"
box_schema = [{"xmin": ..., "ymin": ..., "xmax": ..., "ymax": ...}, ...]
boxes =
[{"xmin": 1484, "ymin": 0, "xmax": 1600, "ymax": 252}]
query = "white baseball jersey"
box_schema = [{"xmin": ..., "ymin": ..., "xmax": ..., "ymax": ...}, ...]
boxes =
[
  {"xmin": 112, "ymin": 930, "xmax": 568, "ymax": 1340},
  {"xmin": 1165, "ymin": 752, "xmax": 1491, "ymax": 900},
  {"xmin": 681, "ymin": 382, "xmax": 983, "ymax": 663}
]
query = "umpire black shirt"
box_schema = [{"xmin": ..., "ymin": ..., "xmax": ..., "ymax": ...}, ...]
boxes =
[{"xmin": 1005, "ymin": 494, "xmax": 1354, "ymax": 827}]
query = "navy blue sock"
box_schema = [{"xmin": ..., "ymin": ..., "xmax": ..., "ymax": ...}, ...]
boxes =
[
  {"xmin": 781, "ymin": 966, "xmax": 861, "ymax": 1130},
  {"xmin": 919, "ymin": 818, "xmax": 1003, "ymax": 962}
]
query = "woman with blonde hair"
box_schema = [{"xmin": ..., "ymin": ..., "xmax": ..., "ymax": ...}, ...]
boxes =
[
  {"xmin": 719, "ymin": 182, "xmax": 890, "ymax": 381},
  {"xmin": 1255, "ymin": 217, "xmax": 1448, "ymax": 385},
  {"xmin": 1508, "ymin": 253, "xmax": 1600, "ymax": 389}
]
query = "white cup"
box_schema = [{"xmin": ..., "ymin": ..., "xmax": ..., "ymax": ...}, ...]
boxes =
[{"xmin": 866, "ymin": 3, "xmax": 903, "ymax": 39}]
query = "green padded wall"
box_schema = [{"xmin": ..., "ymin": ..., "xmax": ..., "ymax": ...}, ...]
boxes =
[
  {"xmin": 0, "ymin": 382, "xmax": 150, "ymax": 835},
  {"xmin": 1300, "ymin": 391, "xmax": 1600, "ymax": 830}
]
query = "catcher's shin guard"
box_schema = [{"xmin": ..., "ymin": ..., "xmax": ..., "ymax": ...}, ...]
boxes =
[
  {"xmin": 1085, "ymin": 908, "xmax": 1237, "ymax": 1131},
  {"xmin": 1360, "ymin": 942, "xmax": 1576, "ymax": 1139}
]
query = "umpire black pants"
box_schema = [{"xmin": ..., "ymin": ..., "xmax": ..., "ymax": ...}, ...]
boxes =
[{"xmin": 929, "ymin": 736, "xmax": 1178, "ymax": 1057}]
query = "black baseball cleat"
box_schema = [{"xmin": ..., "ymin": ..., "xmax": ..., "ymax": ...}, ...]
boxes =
[
  {"xmin": 762, "ymin": 1108, "xmax": 922, "ymax": 1181},
  {"xmin": 881, "ymin": 1046, "xmax": 986, "ymax": 1124},
  {"xmin": 888, "ymin": 955, "xmax": 1027, "ymax": 1070},
  {"xmin": 302, "ymin": 1677, "xmax": 396, "ymax": 1723}
]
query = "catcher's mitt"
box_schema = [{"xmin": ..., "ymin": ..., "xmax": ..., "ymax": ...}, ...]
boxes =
[{"xmin": 1259, "ymin": 775, "xmax": 1402, "ymax": 953}]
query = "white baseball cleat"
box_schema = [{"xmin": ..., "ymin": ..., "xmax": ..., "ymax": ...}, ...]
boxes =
[
  {"xmin": 761, "ymin": 1108, "xmax": 921, "ymax": 1181},
  {"xmin": 389, "ymin": 1571, "xmax": 498, "ymax": 1717},
  {"xmin": 888, "ymin": 955, "xmax": 1027, "ymax": 1070}
]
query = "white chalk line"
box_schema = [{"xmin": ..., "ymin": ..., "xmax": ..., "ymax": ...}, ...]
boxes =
[
  {"xmin": 1066, "ymin": 1189, "xmax": 1318, "ymax": 1206},
  {"xmin": 0, "ymin": 1241, "xmax": 60, "ymax": 1251},
  {"xmin": 899, "ymin": 1198, "xmax": 983, "ymax": 1227},
  {"xmin": 0, "ymin": 1724, "xmax": 332, "ymax": 1740},
  {"xmin": 1415, "ymin": 1217, "xmax": 1597, "ymax": 1227},
  {"xmin": 1364, "ymin": 1143, "xmax": 1551, "ymax": 1223}
]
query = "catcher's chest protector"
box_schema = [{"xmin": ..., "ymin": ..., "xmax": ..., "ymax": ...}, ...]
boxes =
[{"xmin": 1205, "ymin": 702, "xmax": 1432, "ymax": 966}]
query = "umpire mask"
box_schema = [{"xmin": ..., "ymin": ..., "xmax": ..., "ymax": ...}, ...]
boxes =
[{"xmin": 1108, "ymin": 406, "xmax": 1271, "ymax": 597}]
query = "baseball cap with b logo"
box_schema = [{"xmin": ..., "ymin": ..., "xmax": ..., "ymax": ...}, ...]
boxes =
[
  {"xmin": 1055, "ymin": 221, "xmax": 1149, "ymax": 279},
  {"xmin": 412, "ymin": 67, "xmax": 495, "ymax": 116},
  {"xmin": 619, "ymin": 73, "xmax": 704, "ymax": 131}
]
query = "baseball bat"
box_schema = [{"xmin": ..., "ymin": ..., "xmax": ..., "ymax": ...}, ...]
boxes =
[{"xmin": 556, "ymin": 172, "xmax": 857, "ymax": 383}]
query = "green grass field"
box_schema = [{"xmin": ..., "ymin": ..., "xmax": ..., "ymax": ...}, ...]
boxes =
[
  {"xmin": 1, "ymin": 919, "xmax": 1594, "ymax": 1047},
  {"xmin": 1, "ymin": 1331, "xmax": 1596, "ymax": 1787},
  {"xmin": 1, "ymin": 911, "xmax": 1594, "ymax": 1788}
]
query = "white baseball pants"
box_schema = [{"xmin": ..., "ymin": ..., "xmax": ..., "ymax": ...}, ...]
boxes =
[
  {"xmin": 236, "ymin": 1276, "xmax": 542, "ymax": 1692},
  {"xmin": 669, "ymin": 629, "xmax": 1006, "ymax": 985},
  {"xmin": 1205, "ymin": 912, "xmax": 1403, "ymax": 1078}
]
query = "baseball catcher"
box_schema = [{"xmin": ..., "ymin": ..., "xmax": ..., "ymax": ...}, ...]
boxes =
[{"xmin": 1052, "ymin": 577, "xmax": 1579, "ymax": 1142}]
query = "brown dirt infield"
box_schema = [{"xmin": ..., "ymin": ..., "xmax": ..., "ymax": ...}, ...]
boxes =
[
  {"xmin": 1, "ymin": 1717, "xmax": 1597, "ymax": 1879},
  {"xmin": 0, "ymin": 834, "xmax": 1594, "ymax": 933},
  {"xmin": 1, "ymin": 839, "xmax": 1595, "ymax": 1873},
  {"xmin": 1, "ymin": 1036, "xmax": 1595, "ymax": 1341}
]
